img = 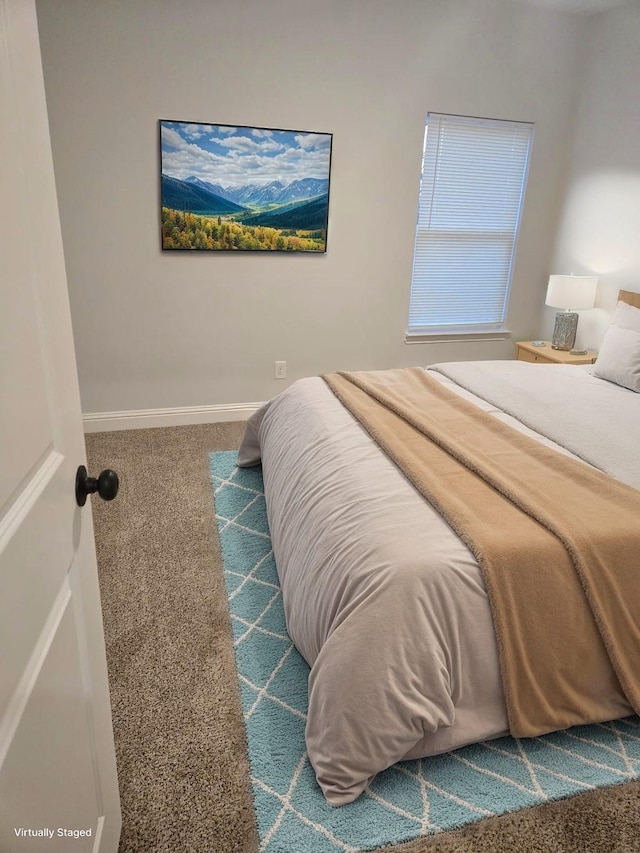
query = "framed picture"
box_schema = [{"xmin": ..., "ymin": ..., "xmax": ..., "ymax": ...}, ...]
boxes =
[{"xmin": 160, "ymin": 120, "xmax": 333, "ymax": 252}]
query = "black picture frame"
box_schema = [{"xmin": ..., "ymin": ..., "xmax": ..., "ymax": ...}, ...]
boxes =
[{"xmin": 160, "ymin": 120, "xmax": 333, "ymax": 252}]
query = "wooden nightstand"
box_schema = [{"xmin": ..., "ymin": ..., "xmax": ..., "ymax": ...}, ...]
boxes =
[{"xmin": 515, "ymin": 341, "xmax": 597, "ymax": 365}]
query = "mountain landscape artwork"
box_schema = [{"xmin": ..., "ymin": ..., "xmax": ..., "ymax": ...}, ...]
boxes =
[{"xmin": 160, "ymin": 120, "xmax": 333, "ymax": 252}]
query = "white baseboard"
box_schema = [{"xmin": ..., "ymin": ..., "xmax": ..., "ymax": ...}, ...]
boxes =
[{"xmin": 82, "ymin": 402, "xmax": 264, "ymax": 433}]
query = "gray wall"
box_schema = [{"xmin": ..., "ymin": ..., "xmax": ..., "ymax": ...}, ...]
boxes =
[
  {"xmin": 548, "ymin": 3, "xmax": 640, "ymax": 351},
  {"xmin": 37, "ymin": 0, "xmax": 585, "ymax": 414}
]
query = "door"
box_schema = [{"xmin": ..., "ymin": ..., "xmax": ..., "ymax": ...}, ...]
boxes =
[{"xmin": 0, "ymin": 1, "xmax": 121, "ymax": 850}]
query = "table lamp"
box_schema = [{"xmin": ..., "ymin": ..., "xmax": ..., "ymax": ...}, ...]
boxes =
[{"xmin": 545, "ymin": 274, "xmax": 598, "ymax": 351}]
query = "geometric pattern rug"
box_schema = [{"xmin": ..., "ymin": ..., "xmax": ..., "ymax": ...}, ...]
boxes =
[{"xmin": 210, "ymin": 450, "xmax": 640, "ymax": 853}]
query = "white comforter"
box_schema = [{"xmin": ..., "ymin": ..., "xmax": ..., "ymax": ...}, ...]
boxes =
[{"xmin": 237, "ymin": 361, "xmax": 640, "ymax": 806}]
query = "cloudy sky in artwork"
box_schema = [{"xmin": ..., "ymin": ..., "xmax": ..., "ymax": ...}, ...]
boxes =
[{"xmin": 161, "ymin": 121, "xmax": 332, "ymax": 188}]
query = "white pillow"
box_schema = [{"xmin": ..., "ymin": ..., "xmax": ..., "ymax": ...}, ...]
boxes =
[
  {"xmin": 612, "ymin": 299, "xmax": 640, "ymax": 332},
  {"xmin": 593, "ymin": 324, "xmax": 640, "ymax": 392}
]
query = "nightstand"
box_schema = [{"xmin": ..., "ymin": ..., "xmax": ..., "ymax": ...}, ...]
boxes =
[{"xmin": 515, "ymin": 341, "xmax": 597, "ymax": 365}]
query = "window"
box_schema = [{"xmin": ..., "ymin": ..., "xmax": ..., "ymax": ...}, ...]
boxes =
[{"xmin": 407, "ymin": 113, "xmax": 534, "ymax": 340}]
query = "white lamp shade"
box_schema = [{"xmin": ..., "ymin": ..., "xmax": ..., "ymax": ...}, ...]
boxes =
[{"xmin": 545, "ymin": 275, "xmax": 598, "ymax": 310}]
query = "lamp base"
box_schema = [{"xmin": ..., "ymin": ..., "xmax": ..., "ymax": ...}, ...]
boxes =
[{"xmin": 551, "ymin": 311, "xmax": 578, "ymax": 351}]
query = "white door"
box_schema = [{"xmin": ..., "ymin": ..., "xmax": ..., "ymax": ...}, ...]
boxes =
[{"xmin": 0, "ymin": 1, "xmax": 121, "ymax": 850}]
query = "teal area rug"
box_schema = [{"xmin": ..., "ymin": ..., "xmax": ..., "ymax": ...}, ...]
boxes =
[{"xmin": 210, "ymin": 450, "xmax": 640, "ymax": 853}]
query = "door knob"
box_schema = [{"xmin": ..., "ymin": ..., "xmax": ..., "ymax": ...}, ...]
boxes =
[{"xmin": 75, "ymin": 465, "xmax": 119, "ymax": 507}]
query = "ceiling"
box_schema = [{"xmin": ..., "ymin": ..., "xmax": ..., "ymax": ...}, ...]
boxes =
[{"xmin": 502, "ymin": 0, "xmax": 634, "ymax": 13}]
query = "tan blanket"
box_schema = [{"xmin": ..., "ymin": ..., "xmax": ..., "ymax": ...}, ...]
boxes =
[{"xmin": 323, "ymin": 367, "xmax": 640, "ymax": 737}]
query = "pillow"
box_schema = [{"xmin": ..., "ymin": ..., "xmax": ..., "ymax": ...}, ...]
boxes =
[
  {"xmin": 593, "ymin": 324, "xmax": 640, "ymax": 392},
  {"xmin": 612, "ymin": 299, "xmax": 640, "ymax": 332}
]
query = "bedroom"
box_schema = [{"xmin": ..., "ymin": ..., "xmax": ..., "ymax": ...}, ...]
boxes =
[
  {"xmin": 2, "ymin": 0, "xmax": 639, "ymax": 850},
  {"xmin": 34, "ymin": 0, "xmax": 639, "ymax": 423}
]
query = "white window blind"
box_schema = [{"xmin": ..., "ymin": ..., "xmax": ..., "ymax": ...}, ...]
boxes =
[{"xmin": 408, "ymin": 113, "xmax": 534, "ymax": 338}]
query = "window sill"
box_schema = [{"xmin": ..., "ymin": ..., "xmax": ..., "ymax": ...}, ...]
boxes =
[{"xmin": 404, "ymin": 330, "xmax": 512, "ymax": 345}]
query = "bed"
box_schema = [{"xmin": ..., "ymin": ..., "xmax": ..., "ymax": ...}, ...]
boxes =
[{"xmin": 237, "ymin": 289, "xmax": 640, "ymax": 807}]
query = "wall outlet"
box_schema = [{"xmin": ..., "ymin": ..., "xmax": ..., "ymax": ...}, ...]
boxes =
[{"xmin": 274, "ymin": 360, "xmax": 287, "ymax": 379}]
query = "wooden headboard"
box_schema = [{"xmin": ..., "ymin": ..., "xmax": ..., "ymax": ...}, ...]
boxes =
[{"xmin": 619, "ymin": 289, "xmax": 640, "ymax": 309}]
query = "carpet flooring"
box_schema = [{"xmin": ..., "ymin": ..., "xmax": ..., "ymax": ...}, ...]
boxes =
[{"xmin": 86, "ymin": 422, "xmax": 640, "ymax": 853}]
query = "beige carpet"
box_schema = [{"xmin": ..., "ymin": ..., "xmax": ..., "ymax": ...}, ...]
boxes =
[{"xmin": 86, "ymin": 423, "xmax": 640, "ymax": 853}]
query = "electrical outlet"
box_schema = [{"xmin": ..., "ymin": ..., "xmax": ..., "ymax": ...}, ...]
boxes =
[{"xmin": 274, "ymin": 360, "xmax": 287, "ymax": 379}]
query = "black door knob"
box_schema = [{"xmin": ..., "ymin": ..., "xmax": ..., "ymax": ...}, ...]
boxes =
[{"xmin": 76, "ymin": 465, "xmax": 119, "ymax": 507}]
